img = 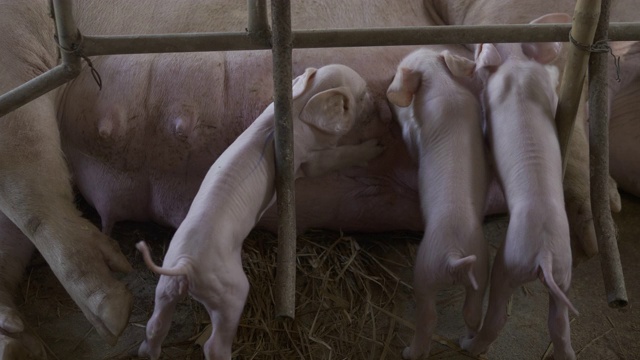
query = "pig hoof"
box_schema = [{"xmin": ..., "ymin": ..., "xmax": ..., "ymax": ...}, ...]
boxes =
[
  {"xmin": 76, "ymin": 282, "xmax": 133, "ymax": 345},
  {"xmin": 49, "ymin": 224, "xmax": 134, "ymax": 344},
  {"xmin": 0, "ymin": 305, "xmax": 25, "ymax": 333},
  {"xmin": 608, "ymin": 175, "xmax": 622, "ymax": 213},
  {"xmin": 0, "ymin": 332, "xmax": 47, "ymax": 360}
]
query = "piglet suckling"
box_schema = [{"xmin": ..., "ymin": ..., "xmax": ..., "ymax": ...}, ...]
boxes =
[
  {"xmin": 136, "ymin": 64, "xmax": 384, "ymax": 360},
  {"xmin": 387, "ymin": 47, "xmax": 490, "ymax": 360},
  {"xmin": 460, "ymin": 38, "xmax": 578, "ymax": 360}
]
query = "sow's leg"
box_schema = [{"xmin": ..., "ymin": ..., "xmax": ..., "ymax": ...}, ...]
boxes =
[
  {"xmin": 0, "ymin": 0, "xmax": 133, "ymax": 343},
  {"xmin": 0, "ymin": 96, "xmax": 133, "ymax": 344},
  {"xmin": 0, "ymin": 213, "xmax": 46, "ymax": 359}
]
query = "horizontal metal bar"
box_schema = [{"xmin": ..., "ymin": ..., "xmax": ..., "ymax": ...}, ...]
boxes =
[
  {"xmin": 608, "ymin": 22, "xmax": 640, "ymax": 41},
  {"xmin": 0, "ymin": 65, "xmax": 79, "ymax": 118},
  {"xmin": 82, "ymin": 22, "xmax": 640, "ymax": 56},
  {"xmin": 3, "ymin": 21, "xmax": 640, "ymax": 116},
  {"xmin": 295, "ymin": 22, "xmax": 639, "ymax": 48},
  {"xmin": 83, "ymin": 32, "xmax": 271, "ymax": 56}
]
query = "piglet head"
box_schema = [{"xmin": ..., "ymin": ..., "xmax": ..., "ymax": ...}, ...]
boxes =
[
  {"xmin": 296, "ymin": 64, "xmax": 373, "ymax": 136},
  {"xmin": 474, "ymin": 12, "xmax": 571, "ymax": 78},
  {"xmin": 387, "ymin": 48, "xmax": 477, "ymax": 108}
]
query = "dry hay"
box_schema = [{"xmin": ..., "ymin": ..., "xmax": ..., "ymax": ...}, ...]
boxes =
[
  {"xmin": 233, "ymin": 230, "xmax": 417, "ymax": 359},
  {"xmin": 127, "ymin": 228, "xmax": 480, "ymax": 359},
  {"xmin": 24, "ymin": 196, "xmax": 478, "ymax": 359}
]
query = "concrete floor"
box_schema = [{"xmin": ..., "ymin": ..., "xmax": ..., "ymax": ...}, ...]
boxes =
[{"xmin": 19, "ymin": 193, "xmax": 640, "ymax": 359}]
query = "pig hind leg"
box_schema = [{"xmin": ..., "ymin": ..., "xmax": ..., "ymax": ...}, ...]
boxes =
[
  {"xmin": 139, "ymin": 275, "xmax": 188, "ymax": 360},
  {"xmin": 460, "ymin": 247, "xmax": 514, "ymax": 356},
  {"xmin": 0, "ymin": 213, "xmax": 46, "ymax": 360},
  {"xmin": 461, "ymin": 275, "xmax": 487, "ymax": 336},
  {"xmin": 201, "ymin": 265, "xmax": 250, "ymax": 360},
  {"xmin": 402, "ymin": 290, "xmax": 437, "ymax": 360},
  {"xmin": 547, "ymin": 282, "xmax": 576, "ymax": 360},
  {"xmin": 402, "ymin": 245, "xmax": 439, "ymax": 360}
]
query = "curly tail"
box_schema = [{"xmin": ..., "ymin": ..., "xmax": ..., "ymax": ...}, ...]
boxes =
[
  {"xmin": 448, "ymin": 255, "xmax": 479, "ymax": 290},
  {"xmin": 539, "ymin": 263, "xmax": 579, "ymax": 316},
  {"xmin": 136, "ymin": 241, "xmax": 188, "ymax": 277}
]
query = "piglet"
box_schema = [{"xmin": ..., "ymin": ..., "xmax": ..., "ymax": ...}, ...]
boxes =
[
  {"xmin": 136, "ymin": 64, "xmax": 384, "ymax": 360},
  {"xmin": 460, "ymin": 40, "xmax": 579, "ymax": 360},
  {"xmin": 387, "ymin": 47, "xmax": 490, "ymax": 359}
]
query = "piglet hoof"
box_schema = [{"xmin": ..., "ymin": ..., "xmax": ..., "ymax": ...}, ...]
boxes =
[
  {"xmin": 0, "ymin": 332, "xmax": 47, "ymax": 360},
  {"xmin": 460, "ymin": 335, "xmax": 488, "ymax": 356},
  {"xmin": 138, "ymin": 340, "xmax": 160, "ymax": 360},
  {"xmin": 354, "ymin": 139, "xmax": 385, "ymax": 166},
  {"xmin": 401, "ymin": 346, "xmax": 416, "ymax": 359}
]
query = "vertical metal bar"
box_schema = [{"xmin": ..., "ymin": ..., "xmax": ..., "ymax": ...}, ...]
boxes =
[
  {"xmin": 53, "ymin": 0, "xmax": 82, "ymax": 70},
  {"xmin": 588, "ymin": 0, "xmax": 628, "ymax": 308},
  {"xmin": 271, "ymin": 0, "xmax": 297, "ymax": 320},
  {"xmin": 248, "ymin": 0, "xmax": 269, "ymax": 34},
  {"xmin": 555, "ymin": 0, "xmax": 601, "ymax": 173}
]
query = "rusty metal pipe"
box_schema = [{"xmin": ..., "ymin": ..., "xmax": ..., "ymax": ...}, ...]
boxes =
[
  {"xmin": 4, "ymin": 21, "xmax": 640, "ymax": 113},
  {"xmin": 555, "ymin": 0, "xmax": 602, "ymax": 172},
  {"xmin": 0, "ymin": 0, "xmax": 82, "ymax": 117},
  {"xmin": 77, "ymin": 22, "xmax": 640, "ymax": 56},
  {"xmin": 271, "ymin": 0, "xmax": 297, "ymax": 320},
  {"xmin": 588, "ymin": 0, "xmax": 628, "ymax": 308}
]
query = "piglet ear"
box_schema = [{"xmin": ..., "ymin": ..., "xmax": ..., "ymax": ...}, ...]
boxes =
[
  {"xmin": 300, "ymin": 86, "xmax": 355, "ymax": 135},
  {"xmin": 475, "ymin": 43, "xmax": 502, "ymax": 70},
  {"xmin": 386, "ymin": 67, "xmax": 420, "ymax": 108},
  {"xmin": 442, "ymin": 50, "xmax": 476, "ymax": 77},
  {"xmin": 292, "ymin": 67, "xmax": 318, "ymax": 100},
  {"xmin": 522, "ymin": 13, "xmax": 571, "ymax": 64}
]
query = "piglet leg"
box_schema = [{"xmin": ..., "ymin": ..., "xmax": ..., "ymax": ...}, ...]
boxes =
[
  {"xmin": 402, "ymin": 291, "xmax": 437, "ymax": 360},
  {"xmin": 548, "ymin": 292, "xmax": 576, "ymax": 360},
  {"xmin": 201, "ymin": 261, "xmax": 250, "ymax": 360},
  {"xmin": 402, "ymin": 241, "xmax": 438, "ymax": 360},
  {"xmin": 300, "ymin": 139, "xmax": 384, "ymax": 177},
  {"xmin": 462, "ymin": 280, "xmax": 486, "ymax": 337},
  {"xmin": 460, "ymin": 248, "xmax": 512, "ymax": 356},
  {"xmin": 139, "ymin": 276, "xmax": 188, "ymax": 360}
]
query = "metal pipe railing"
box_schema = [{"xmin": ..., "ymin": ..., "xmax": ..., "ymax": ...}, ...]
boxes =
[
  {"xmin": 556, "ymin": 0, "xmax": 602, "ymax": 172},
  {"xmin": 270, "ymin": 0, "xmax": 297, "ymax": 321},
  {"xmin": 3, "ymin": 22, "xmax": 640, "ymax": 116},
  {"xmin": 248, "ymin": 0, "xmax": 270, "ymax": 41},
  {"xmin": 588, "ymin": 0, "xmax": 628, "ymax": 308},
  {"xmin": 0, "ymin": 0, "xmax": 82, "ymax": 118},
  {"xmin": 77, "ymin": 22, "xmax": 640, "ymax": 57}
]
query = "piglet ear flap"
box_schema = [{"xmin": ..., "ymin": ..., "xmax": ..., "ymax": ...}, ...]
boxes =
[
  {"xmin": 522, "ymin": 13, "xmax": 571, "ymax": 64},
  {"xmin": 300, "ymin": 86, "xmax": 355, "ymax": 135},
  {"xmin": 292, "ymin": 67, "xmax": 318, "ymax": 100},
  {"xmin": 442, "ymin": 50, "xmax": 476, "ymax": 77},
  {"xmin": 386, "ymin": 67, "xmax": 421, "ymax": 108},
  {"xmin": 475, "ymin": 43, "xmax": 502, "ymax": 70}
]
